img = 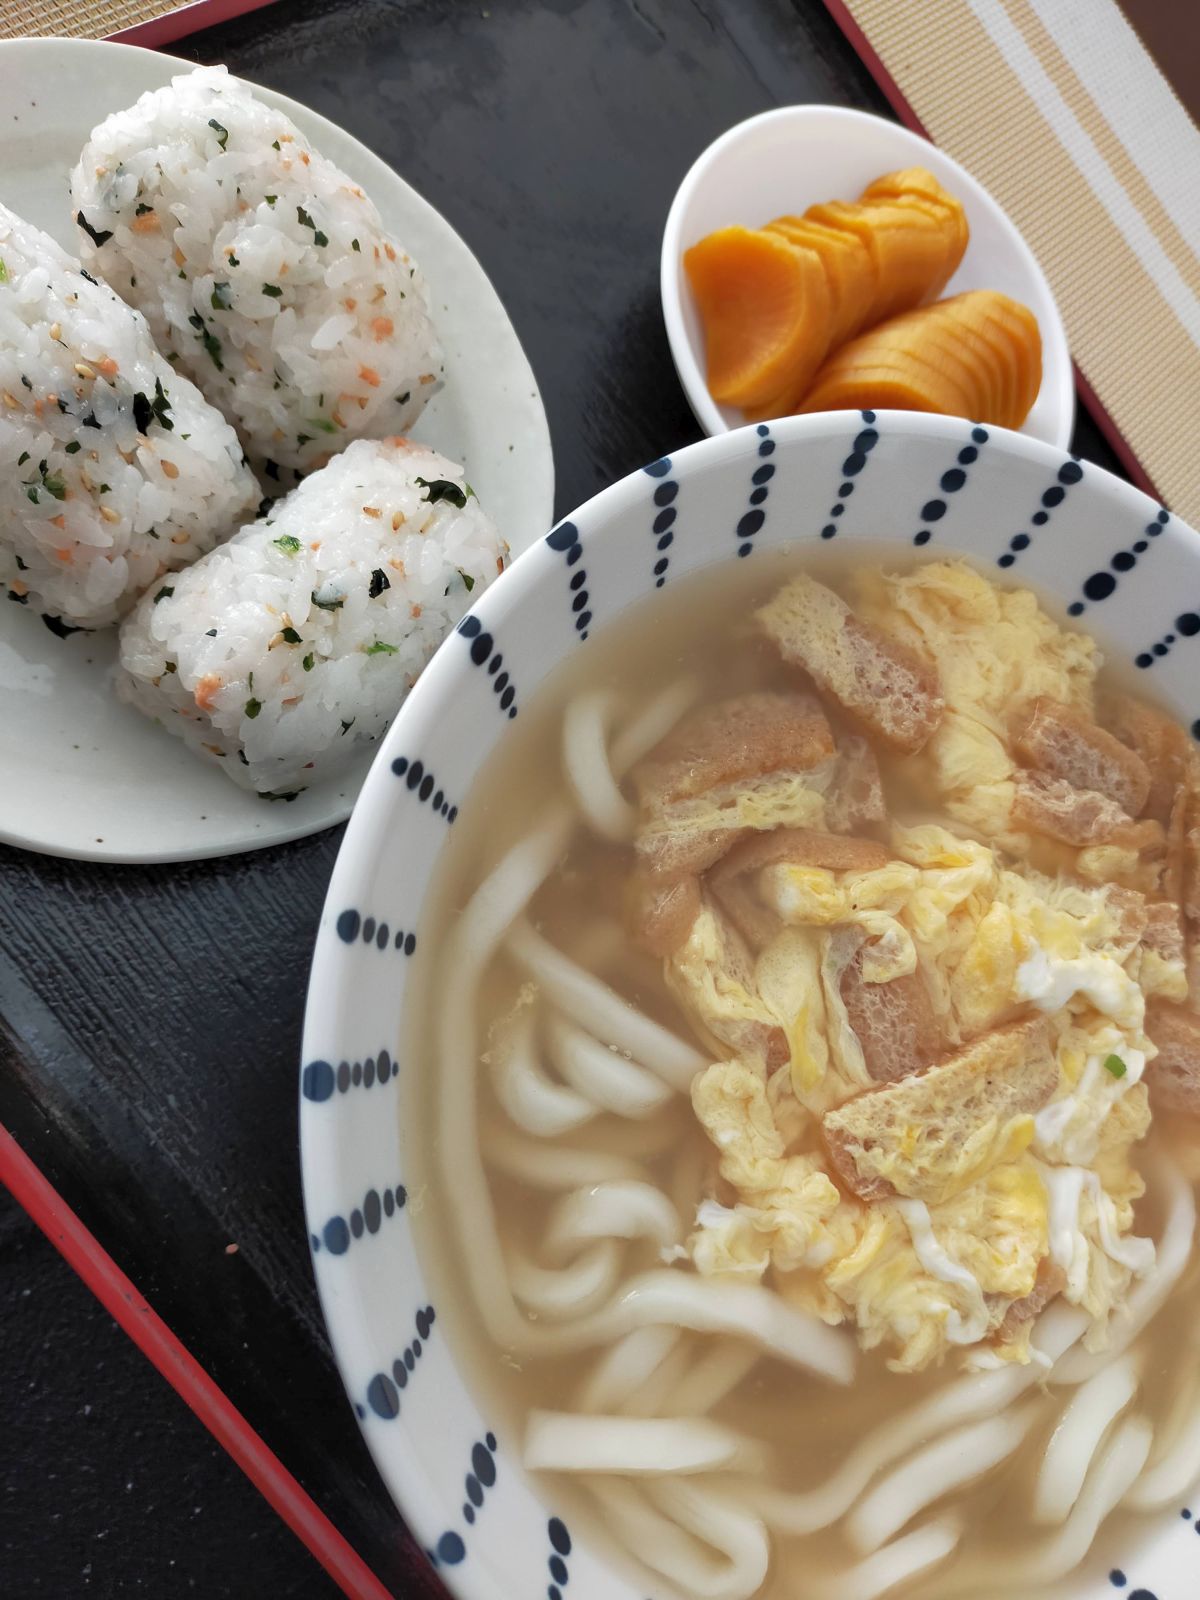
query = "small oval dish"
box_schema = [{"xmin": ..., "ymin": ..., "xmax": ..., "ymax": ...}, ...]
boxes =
[{"xmin": 661, "ymin": 105, "xmax": 1073, "ymax": 447}]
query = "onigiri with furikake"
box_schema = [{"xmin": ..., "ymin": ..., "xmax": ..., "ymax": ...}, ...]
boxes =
[
  {"xmin": 117, "ymin": 437, "xmax": 506, "ymax": 796},
  {"xmin": 0, "ymin": 201, "xmax": 258, "ymax": 627},
  {"xmin": 71, "ymin": 65, "xmax": 443, "ymax": 484}
]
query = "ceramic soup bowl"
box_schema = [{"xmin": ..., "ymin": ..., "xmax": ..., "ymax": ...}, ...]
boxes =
[{"xmin": 302, "ymin": 410, "xmax": 1194, "ymax": 1600}]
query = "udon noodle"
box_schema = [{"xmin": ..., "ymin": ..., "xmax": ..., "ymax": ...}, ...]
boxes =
[{"xmin": 410, "ymin": 552, "xmax": 1200, "ymax": 1598}]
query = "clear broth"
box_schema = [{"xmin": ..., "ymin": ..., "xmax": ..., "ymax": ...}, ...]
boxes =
[{"xmin": 406, "ymin": 548, "xmax": 1196, "ymax": 1597}]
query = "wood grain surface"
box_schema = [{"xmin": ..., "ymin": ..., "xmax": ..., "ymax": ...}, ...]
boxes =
[{"xmin": 0, "ymin": 0, "xmax": 1125, "ymax": 1593}]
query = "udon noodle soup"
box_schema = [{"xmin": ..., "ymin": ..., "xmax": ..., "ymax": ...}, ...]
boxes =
[{"xmin": 409, "ymin": 552, "xmax": 1200, "ymax": 1599}]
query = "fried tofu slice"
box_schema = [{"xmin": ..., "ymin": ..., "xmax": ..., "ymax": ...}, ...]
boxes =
[
  {"xmin": 821, "ymin": 1017, "xmax": 1057, "ymax": 1204},
  {"xmin": 709, "ymin": 825, "xmax": 891, "ymax": 881},
  {"xmin": 636, "ymin": 691, "xmax": 835, "ymax": 811},
  {"xmin": 1011, "ymin": 770, "xmax": 1159, "ymax": 849},
  {"xmin": 1106, "ymin": 886, "xmax": 1185, "ymax": 965},
  {"xmin": 996, "ymin": 1259, "xmax": 1066, "ymax": 1344},
  {"xmin": 1101, "ymin": 691, "xmax": 1195, "ymax": 824},
  {"xmin": 710, "ymin": 873, "xmax": 781, "ymax": 951},
  {"xmin": 1145, "ymin": 1001, "xmax": 1200, "ymax": 1114},
  {"xmin": 1105, "ymin": 884, "xmax": 1149, "ymax": 949},
  {"xmin": 825, "ymin": 731, "xmax": 887, "ymax": 832},
  {"xmin": 628, "ymin": 873, "xmax": 702, "ymax": 957},
  {"xmin": 1183, "ymin": 786, "xmax": 1200, "ymax": 926},
  {"xmin": 839, "ymin": 945, "xmax": 943, "ymax": 1084},
  {"xmin": 1105, "ymin": 695, "xmax": 1200, "ymax": 924},
  {"xmin": 1101, "ymin": 887, "xmax": 1185, "ymax": 1001},
  {"xmin": 1012, "ymin": 697, "xmax": 1151, "ymax": 817},
  {"xmin": 1144, "ymin": 900, "xmax": 1186, "ymax": 966},
  {"xmin": 756, "ymin": 574, "xmax": 944, "ymax": 753},
  {"xmin": 1165, "ymin": 785, "xmax": 1188, "ymax": 907},
  {"xmin": 632, "ymin": 691, "xmax": 836, "ymax": 880}
]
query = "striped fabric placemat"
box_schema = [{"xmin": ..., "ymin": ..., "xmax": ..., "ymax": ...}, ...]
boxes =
[
  {"xmin": 830, "ymin": 0, "xmax": 1200, "ymax": 526},
  {"xmin": 0, "ymin": 0, "xmax": 276, "ymax": 45},
  {"xmin": 2, "ymin": 0, "xmax": 186, "ymax": 38}
]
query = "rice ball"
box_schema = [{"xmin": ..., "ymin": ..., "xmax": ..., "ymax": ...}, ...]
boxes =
[
  {"xmin": 0, "ymin": 201, "xmax": 258, "ymax": 627},
  {"xmin": 71, "ymin": 65, "xmax": 443, "ymax": 484},
  {"xmin": 117, "ymin": 437, "xmax": 506, "ymax": 796}
]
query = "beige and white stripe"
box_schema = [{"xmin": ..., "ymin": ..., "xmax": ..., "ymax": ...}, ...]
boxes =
[
  {"xmin": 0, "ymin": 1, "xmax": 190, "ymax": 42},
  {"xmin": 842, "ymin": 0, "xmax": 1200, "ymax": 525}
]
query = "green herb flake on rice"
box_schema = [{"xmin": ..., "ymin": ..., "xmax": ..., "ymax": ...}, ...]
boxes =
[
  {"xmin": 416, "ymin": 476, "xmax": 467, "ymax": 508},
  {"xmin": 75, "ymin": 210, "xmax": 112, "ymax": 247}
]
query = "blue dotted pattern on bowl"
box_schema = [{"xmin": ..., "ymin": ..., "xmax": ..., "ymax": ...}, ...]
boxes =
[
  {"xmin": 1069, "ymin": 505, "xmax": 1170, "ymax": 617},
  {"xmin": 333, "ymin": 907, "xmax": 418, "ymax": 954},
  {"xmin": 457, "ymin": 615, "xmax": 520, "ymax": 715},
  {"xmin": 301, "ymin": 1048, "xmax": 399, "ymax": 1102},
  {"xmin": 390, "ymin": 754, "xmax": 460, "ymax": 819},
  {"xmin": 999, "ymin": 456, "xmax": 1084, "ymax": 571},
  {"xmin": 427, "ymin": 1433, "xmax": 500, "ymax": 1567},
  {"xmin": 818, "ymin": 409, "xmax": 878, "ymax": 540},
  {"xmin": 357, "ymin": 1304, "xmax": 438, "ymax": 1421},
  {"xmin": 311, "ymin": 1182, "xmax": 406, "ymax": 1255},
  {"xmin": 911, "ymin": 424, "xmax": 989, "ymax": 546},
  {"xmin": 545, "ymin": 1515, "xmax": 572, "ymax": 1600},
  {"xmin": 544, "ymin": 520, "xmax": 592, "ymax": 641},
  {"xmin": 735, "ymin": 424, "xmax": 774, "ymax": 556},
  {"xmin": 643, "ymin": 456, "xmax": 678, "ymax": 587}
]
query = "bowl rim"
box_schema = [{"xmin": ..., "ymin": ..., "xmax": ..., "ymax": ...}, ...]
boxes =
[
  {"xmin": 660, "ymin": 102, "xmax": 1075, "ymax": 447},
  {"xmin": 300, "ymin": 410, "xmax": 1180, "ymax": 1600}
]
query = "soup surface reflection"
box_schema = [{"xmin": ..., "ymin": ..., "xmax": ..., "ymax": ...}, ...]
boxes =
[{"xmin": 408, "ymin": 550, "xmax": 1200, "ymax": 1598}]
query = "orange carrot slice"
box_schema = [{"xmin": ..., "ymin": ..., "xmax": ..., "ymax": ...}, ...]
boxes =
[
  {"xmin": 797, "ymin": 290, "xmax": 1042, "ymax": 427},
  {"xmin": 683, "ymin": 226, "xmax": 832, "ymax": 409}
]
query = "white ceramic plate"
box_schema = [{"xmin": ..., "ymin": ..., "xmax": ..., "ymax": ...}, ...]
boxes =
[
  {"xmin": 661, "ymin": 104, "xmax": 1074, "ymax": 448},
  {"xmin": 0, "ymin": 36, "xmax": 553, "ymax": 864}
]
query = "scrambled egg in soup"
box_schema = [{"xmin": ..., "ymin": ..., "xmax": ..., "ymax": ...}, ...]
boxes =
[{"xmin": 631, "ymin": 561, "xmax": 1199, "ymax": 1373}]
